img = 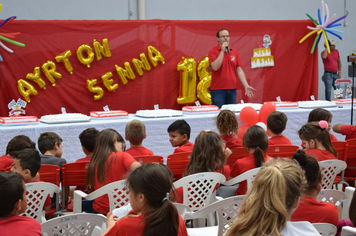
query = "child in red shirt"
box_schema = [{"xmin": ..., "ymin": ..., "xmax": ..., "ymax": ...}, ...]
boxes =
[
  {"xmin": 333, "ymin": 123, "xmax": 356, "ymax": 141},
  {"xmin": 216, "ymin": 110, "xmax": 242, "ymax": 149},
  {"xmin": 76, "ymin": 128, "xmax": 99, "ymax": 162},
  {"xmin": 298, "ymin": 121, "xmax": 337, "ymax": 161},
  {"xmin": 167, "ymin": 120, "xmax": 194, "ymax": 154},
  {"xmin": 102, "ymin": 163, "xmax": 188, "ymax": 236},
  {"xmin": 125, "ymin": 120, "xmax": 154, "ymax": 157},
  {"xmin": 267, "ymin": 111, "xmax": 292, "ymax": 146}
]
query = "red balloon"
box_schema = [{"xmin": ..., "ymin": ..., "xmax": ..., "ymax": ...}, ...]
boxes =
[
  {"xmin": 240, "ymin": 106, "xmax": 259, "ymax": 126},
  {"xmin": 238, "ymin": 125, "xmax": 250, "ymax": 140},
  {"xmin": 258, "ymin": 103, "xmax": 276, "ymax": 124}
]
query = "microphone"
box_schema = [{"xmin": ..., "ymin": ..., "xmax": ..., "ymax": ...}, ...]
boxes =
[{"xmin": 226, "ymin": 46, "xmax": 230, "ymax": 54}]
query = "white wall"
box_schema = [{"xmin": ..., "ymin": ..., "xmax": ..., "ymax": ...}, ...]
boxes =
[{"xmin": 1, "ymin": 0, "xmax": 355, "ymax": 99}]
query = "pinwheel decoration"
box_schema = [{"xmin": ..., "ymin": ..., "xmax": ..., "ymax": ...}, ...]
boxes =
[
  {"xmin": 0, "ymin": 4, "xmax": 25, "ymax": 61},
  {"xmin": 299, "ymin": 1, "xmax": 347, "ymax": 54}
]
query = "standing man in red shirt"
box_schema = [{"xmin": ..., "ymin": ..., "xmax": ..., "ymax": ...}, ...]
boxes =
[
  {"xmin": 321, "ymin": 39, "xmax": 342, "ymax": 101},
  {"xmin": 208, "ymin": 28, "xmax": 255, "ymax": 108}
]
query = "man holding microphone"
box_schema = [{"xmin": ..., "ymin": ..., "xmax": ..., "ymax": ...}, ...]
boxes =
[{"xmin": 208, "ymin": 28, "xmax": 255, "ymax": 108}]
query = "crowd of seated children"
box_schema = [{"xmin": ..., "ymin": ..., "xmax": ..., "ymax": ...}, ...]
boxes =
[
  {"xmin": 0, "ymin": 172, "xmax": 42, "ymax": 236},
  {"xmin": 125, "ymin": 119, "xmax": 154, "ymax": 157},
  {"xmin": 225, "ymin": 158, "xmax": 320, "ymax": 236},
  {"xmin": 11, "ymin": 148, "xmax": 51, "ymax": 212},
  {"xmin": 230, "ymin": 125, "xmax": 269, "ymax": 195},
  {"xmin": 76, "ymin": 128, "xmax": 99, "ymax": 162},
  {"xmin": 216, "ymin": 110, "xmax": 242, "ymax": 149},
  {"xmin": 167, "ymin": 120, "xmax": 194, "ymax": 154},
  {"xmin": 84, "ymin": 128, "xmax": 141, "ymax": 214},
  {"xmin": 291, "ymin": 150, "xmax": 339, "ymax": 227},
  {"xmin": 298, "ymin": 121, "xmax": 337, "ymax": 161},
  {"xmin": 102, "ymin": 163, "xmax": 188, "ymax": 236},
  {"xmin": 175, "ymin": 130, "xmax": 231, "ymax": 203},
  {"xmin": 0, "ymin": 135, "xmax": 36, "ymax": 172},
  {"xmin": 267, "ymin": 111, "xmax": 292, "ymax": 146}
]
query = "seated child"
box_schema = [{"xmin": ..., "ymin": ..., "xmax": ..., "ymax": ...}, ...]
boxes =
[
  {"xmin": 167, "ymin": 120, "xmax": 194, "ymax": 154},
  {"xmin": 291, "ymin": 150, "xmax": 338, "ymax": 227},
  {"xmin": 0, "ymin": 172, "xmax": 42, "ymax": 236},
  {"xmin": 333, "ymin": 123, "xmax": 356, "ymax": 141},
  {"xmin": 308, "ymin": 108, "xmax": 337, "ymax": 141},
  {"xmin": 125, "ymin": 120, "xmax": 154, "ymax": 157},
  {"xmin": 298, "ymin": 121, "xmax": 338, "ymax": 161},
  {"xmin": 102, "ymin": 163, "xmax": 188, "ymax": 236},
  {"xmin": 38, "ymin": 132, "xmax": 67, "ymax": 168},
  {"xmin": 267, "ymin": 111, "xmax": 292, "ymax": 146},
  {"xmin": 76, "ymin": 128, "xmax": 99, "ymax": 162},
  {"xmin": 0, "ymin": 135, "xmax": 36, "ymax": 172},
  {"xmin": 11, "ymin": 148, "xmax": 51, "ymax": 211},
  {"xmin": 216, "ymin": 110, "xmax": 242, "ymax": 149},
  {"xmin": 230, "ymin": 125, "xmax": 269, "ymax": 195}
]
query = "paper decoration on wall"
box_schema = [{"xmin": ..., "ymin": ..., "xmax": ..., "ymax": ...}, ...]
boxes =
[
  {"xmin": 0, "ymin": 4, "xmax": 25, "ymax": 61},
  {"xmin": 299, "ymin": 1, "xmax": 348, "ymax": 54},
  {"xmin": 8, "ymin": 98, "xmax": 27, "ymax": 116},
  {"xmin": 251, "ymin": 35, "xmax": 274, "ymax": 69}
]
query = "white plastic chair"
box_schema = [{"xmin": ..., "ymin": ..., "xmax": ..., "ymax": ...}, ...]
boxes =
[
  {"xmin": 312, "ymin": 223, "xmax": 337, "ymax": 236},
  {"xmin": 342, "ymin": 186, "xmax": 356, "ymax": 219},
  {"xmin": 174, "ymin": 203, "xmax": 192, "ymax": 218},
  {"xmin": 318, "ymin": 160, "xmax": 347, "ymax": 189},
  {"xmin": 21, "ymin": 182, "xmax": 60, "ymax": 223},
  {"xmin": 187, "ymin": 195, "xmax": 246, "ymax": 236},
  {"xmin": 41, "ymin": 213, "xmax": 107, "ymax": 236},
  {"xmin": 73, "ymin": 179, "xmax": 130, "ymax": 213},
  {"xmin": 341, "ymin": 226, "xmax": 356, "ymax": 236},
  {"xmin": 222, "ymin": 167, "xmax": 260, "ymax": 189},
  {"xmin": 317, "ymin": 189, "xmax": 347, "ymax": 207}
]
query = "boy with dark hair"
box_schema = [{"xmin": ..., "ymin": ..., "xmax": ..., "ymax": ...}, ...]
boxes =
[
  {"xmin": 11, "ymin": 148, "xmax": 51, "ymax": 211},
  {"xmin": 125, "ymin": 120, "xmax": 154, "ymax": 157},
  {"xmin": 0, "ymin": 135, "xmax": 36, "ymax": 172},
  {"xmin": 76, "ymin": 128, "xmax": 99, "ymax": 162},
  {"xmin": 266, "ymin": 111, "xmax": 292, "ymax": 146},
  {"xmin": 0, "ymin": 172, "xmax": 42, "ymax": 235},
  {"xmin": 167, "ymin": 119, "xmax": 194, "ymax": 154},
  {"xmin": 38, "ymin": 132, "xmax": 66, "ymax": 168}
]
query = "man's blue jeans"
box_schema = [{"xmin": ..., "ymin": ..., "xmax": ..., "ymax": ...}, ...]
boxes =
[
  {"xmin": 322, "ymin": 72, "xmax": 338, "ymax": 101},
  {"xmin": 210, "ymin": 89, "xmax": 237, "ymax": 108}
]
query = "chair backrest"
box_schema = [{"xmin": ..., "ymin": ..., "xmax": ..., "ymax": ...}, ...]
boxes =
[
  {"xmin": 166, "ymin": 152, "xmax": 192, "ymax": 180},
  {"xmin": 318, "ymin": 160, "xmax": 347, "ymax": 189},
  {"xmin": 316, "ymin": 189, "xmax": 347, "ymax": 206},
  {"xmin": 133, "ymin": 155, "xmax": 164, "ymax": 164},
  {"xmin": 345, "ymin": 138, "xmax": 356, "ymax": 176},
  {"xmin": 226, "ymin": 147, "xmax": 249, "ymax": 168},
  {"xmin": 22, "ymin": 182, "xmax": 60, "ymax": 223},
  {"xmin": 331, "ymin": 141, "xmax": 348, "ymax": 161},
  {"xmin": 223, "ymin": 167, "xmax": 261, "ymax": 190},
  {"xmin": 266, "ymin": 145, "xmax": 299, "ymax": 158},
  {"xmin": 38, "ymin": 164, "xmax": 60, "ymax": 186},
  {"xmin": 61, "ymin": 162, "xmax": 89, "ymax": 187},
  {"xmin": 341, "ymin": 226, "xmax": 356, "ymax": 236},
  {"xmin": 312, "ymin": 223, "xmax": 337, "ymax": 236},
  {"xmin": 173, "ymin": 172, "xmax": 226, "ymax": 212},
  {"xmin": 174, "ymin": 203, "xmax": 192, "ymax": 218},
  {"xmin": 189, "ymin": 195, "xmax": 247, "ymax": 236},
  {"xmin": 41, "ymin": 213, "xmax": 107, "ymax": 236},
  {"xmin": 342, "ymin": 186, "xmax": 356, "ymax": 219}
]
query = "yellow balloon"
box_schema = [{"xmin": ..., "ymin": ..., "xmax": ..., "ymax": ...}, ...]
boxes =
[
  {"xmin": 26, "ymin": 67, "xmax": 46, "ymax": 89},
  {"xmin": 17, "ymin": 79, "xmax": 38, "ymax": 103},
  {"xmin": 41, "ymin": 61, "xmax": 62, "ymax": 86},
  {"xmin": 93, "ymin": 38, "xmax": 111, "ymax": 61},
  {"xmin": 102, "ymin": 72, "xmax": 118, "ymax": 92},
  {"xmin": 176, "ymin": 57, "xmax": 197, "ymax": 104},
  {"xmin": 76, "ymin": 44, "xmax": 94, "ymax": 68},
  {"xmin": 55, "ymin": 50, "xmax": 74, "ymax": 74},
  {"xmin": 115, "ymin": 62, "xmax": 136, "ymax": 85},
  {"xmin": 132, "ymin": 53, "xmax": 151, "ymax": 76},
  {"xmin": 87, "ymin": 79, "xmax": 104, "ymax": 100},
  {"xmin": 147, "ymin": 46, "xmax": 165, "ymax": 67},
  {"xmin": 197, "ymin": 56, "xmax": 212, "ymax": 105}
]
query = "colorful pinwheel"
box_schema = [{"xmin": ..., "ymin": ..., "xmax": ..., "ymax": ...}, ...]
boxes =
[
  {"xmin": 299, "ymin": 1, "xmax": 347, "ymax": 54},
  {"xmin": 0, "ymin": 4, "xmax": 25, "ymax": 61}
]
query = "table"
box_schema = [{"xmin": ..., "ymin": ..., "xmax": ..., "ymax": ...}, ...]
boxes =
[{"xmin": 0, "ymin": 106, "xmax": 354, "ymax": 163}]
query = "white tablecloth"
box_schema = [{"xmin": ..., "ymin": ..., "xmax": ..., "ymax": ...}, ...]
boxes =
[{"xmin": 0, "ymin": 106, "xmax": 354, "ymax": 163}]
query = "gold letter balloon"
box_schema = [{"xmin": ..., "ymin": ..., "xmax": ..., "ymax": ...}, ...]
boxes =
[
  {"xmin": 197, "ymin": 56, "xmax": 212, "ymax": 104},
  {"xmin": 87, "ymin": 79, "xmax": 104, "ymax": 100},
  {"xmin": 176, "ymin": 57, "xmax": 197, "ymax": 104},
  {"xmin": 77, "ymin": 44, "xmax": 94, "ymax": 68}
]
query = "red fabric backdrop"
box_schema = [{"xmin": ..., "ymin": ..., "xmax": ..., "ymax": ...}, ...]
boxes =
[{"xmin": 0, "ymin": 20, "xmax": 318, "ymax": 117}]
